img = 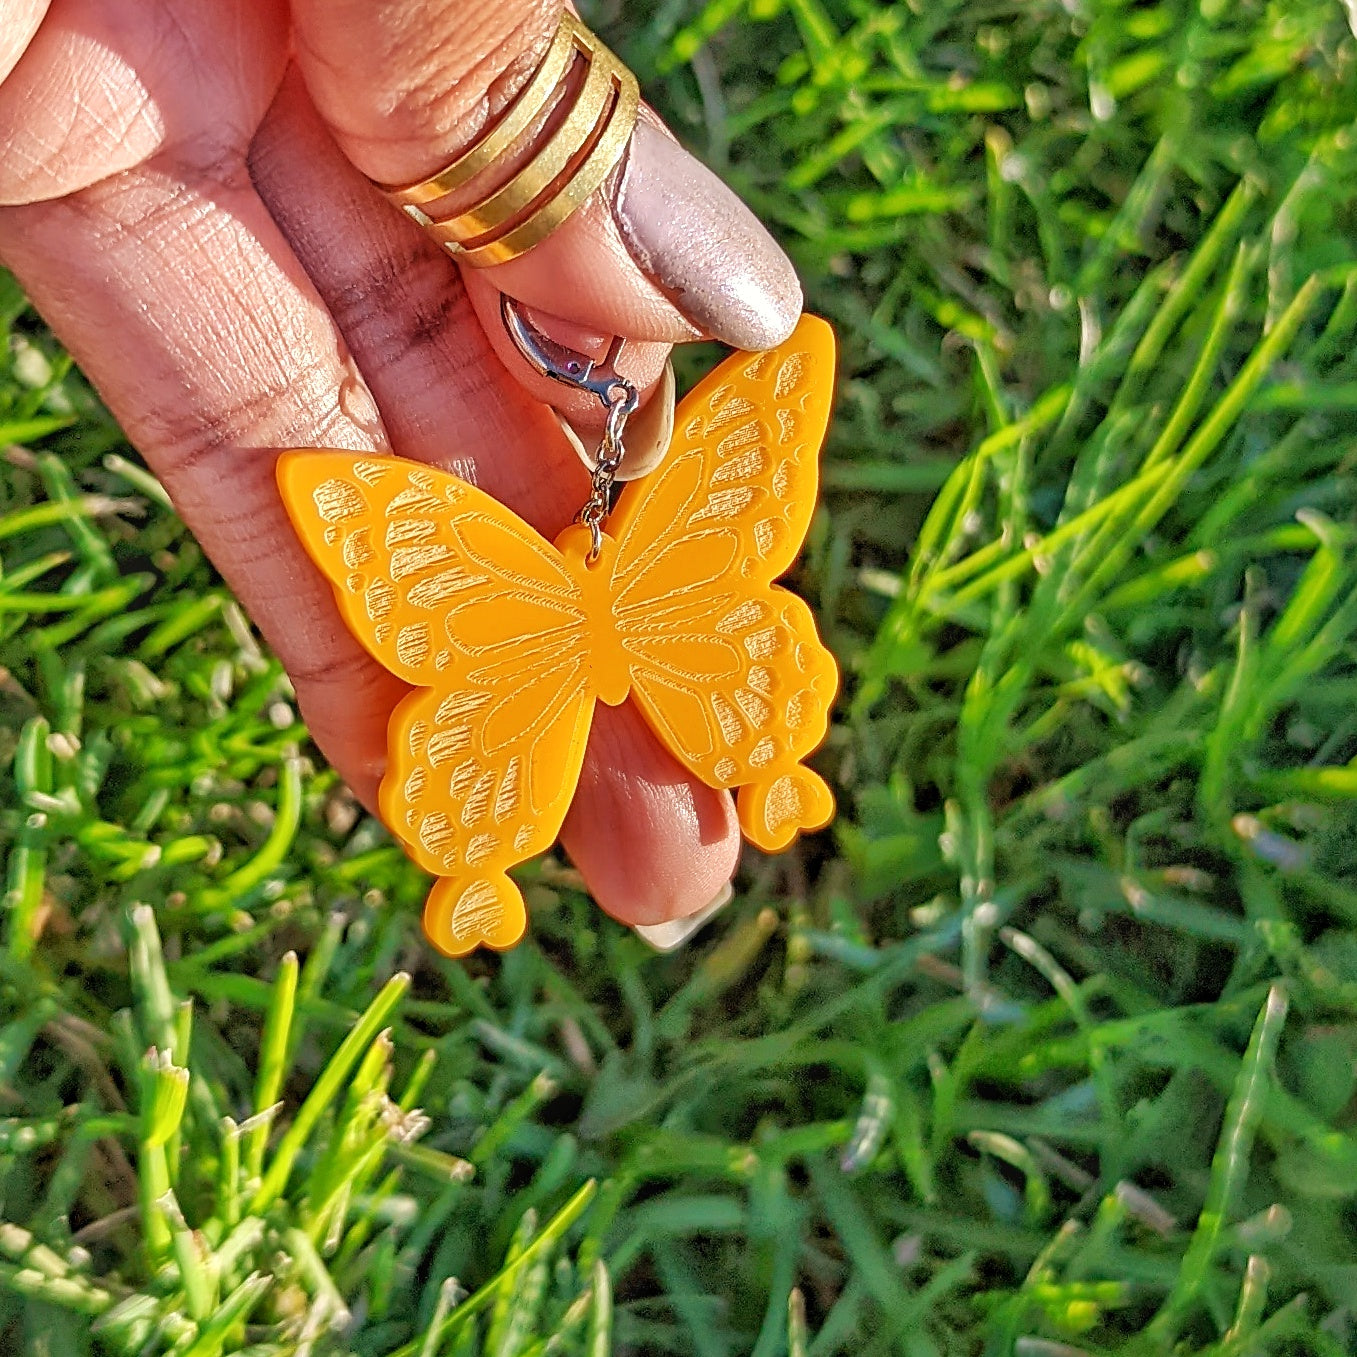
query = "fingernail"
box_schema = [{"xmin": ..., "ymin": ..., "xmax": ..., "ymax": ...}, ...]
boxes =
[
  {"xmin": 614, "ymin": 120, "xmax": 802, "ymax": 352},
  {"xmin": 631, "ymin": 881, "xmax": 733, "ymax": 953}
]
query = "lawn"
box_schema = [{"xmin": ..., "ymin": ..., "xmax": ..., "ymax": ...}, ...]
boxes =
[{"xmin": 2, "ymin": 0, "xmax": 1357, "ymax": 1353}]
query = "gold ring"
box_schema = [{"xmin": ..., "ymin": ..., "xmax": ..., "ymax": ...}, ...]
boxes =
[{"xmin": 375, "ymin": 10, "xmax": 639, "ymax": 267}]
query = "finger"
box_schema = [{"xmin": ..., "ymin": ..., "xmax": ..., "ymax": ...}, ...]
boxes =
[
  {"xmin": 271, "ymin": 18, "xmax": 673, "ymax": 431},
  {"xmin": 0, "ymin": 0, "xmax": 287, "ymax": 205},
  {"xmin": 564, "ymin": 701, "xmax": 738, "ymax": 927},
  {"xmin": 0, "ymin": 0, "xmax": 50, "ymax": 88},
  {"xmin": 247, "ymin": 71, "xmax": 739, "ymax": 925},
  {"xmin": 290, "ymin": 0, "xmax": 801, "ymax": 352}
]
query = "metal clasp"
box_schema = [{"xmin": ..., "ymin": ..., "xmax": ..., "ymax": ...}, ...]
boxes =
[
  {"xmin": 501, "ymin": 295, "xmax": 638, "ymax": 415},
  {"xmin": 500, "ymin": 295, "xmax": 639, "ymax": 564}
]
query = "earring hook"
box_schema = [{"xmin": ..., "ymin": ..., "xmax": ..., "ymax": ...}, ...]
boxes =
[
  {"xmin": 500, "ymin": 294, "xmax": 641, "ymax": 564},
  {"xmin": 500, "ymin": 294, "xmax": 637, "ymax": 413}
]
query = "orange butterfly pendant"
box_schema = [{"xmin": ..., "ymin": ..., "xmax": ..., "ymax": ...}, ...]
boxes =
[{"xmin": 277, "ymin": 315, "xmax": 838, "ymax": 957}]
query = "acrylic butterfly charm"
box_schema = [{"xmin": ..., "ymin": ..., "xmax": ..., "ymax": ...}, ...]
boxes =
[{"xmin": 277, "ymin": 315, "xmax": 838, "ymax": 957}]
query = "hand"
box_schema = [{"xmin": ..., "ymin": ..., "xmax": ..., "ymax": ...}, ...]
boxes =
[{"xmin": 0, "ymin": 0, "xmax": 802, "ymax": 934}]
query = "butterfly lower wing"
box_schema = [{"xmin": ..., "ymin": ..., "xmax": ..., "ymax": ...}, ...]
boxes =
[
  {"xmin": 604, "ymin": 317, "xmax": 841, "ymax": 849},
  {"xmin": 278, "ymin": 451, "xmax": 595, "ymax": 955},
  {"xmin": 384, "ymin": 660, "xmax": 595, "ymax": 956},
  {"xmin": 623, "ymin": 585, "xmax": 838, "ymax": 851}
]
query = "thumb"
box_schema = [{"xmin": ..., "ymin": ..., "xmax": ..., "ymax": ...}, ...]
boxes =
[{"xmin": 288, "ymin": 0, "xmax": 802, "ymax": 366}]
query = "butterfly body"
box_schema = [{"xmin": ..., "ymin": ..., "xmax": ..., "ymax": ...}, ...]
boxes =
[
  {"xmin": 278, "ymin": 315, "xmax": 838, "ymax": 957},
  {"xmin": 549, "ymin": 526, "xmax": 633, "ymax": 707}
]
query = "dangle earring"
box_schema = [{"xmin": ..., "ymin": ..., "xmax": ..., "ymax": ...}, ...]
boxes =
[
  {"xmin": 276, "ymin": 310, "xmax": 839, "ymax": 958},
  {"xmin": 500, "ymin": 297, "xmax": 638, "ymax": 560}
]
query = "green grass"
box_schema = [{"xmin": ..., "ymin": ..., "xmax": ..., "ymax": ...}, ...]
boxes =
[{"xmin": 2, "ymin": 0, "xmax": 1357, "ymax": 1352}]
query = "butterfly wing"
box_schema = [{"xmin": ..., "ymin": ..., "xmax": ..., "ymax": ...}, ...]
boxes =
[
  {"xmin": 384, "ymin": 663, "xmax": 593, "ymax": 957},
  {"xmin": 277, "ymin": 452, "xmax": 595, "ymax": 955},
  {"xmin": 603, "ymin": 316, "xmax": 840, "ymax": 851}
]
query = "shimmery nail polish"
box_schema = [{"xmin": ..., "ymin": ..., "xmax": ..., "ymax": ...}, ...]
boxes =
[{"xmin": 614, "ymin": 120, "xmax": 802, "ymax": 352}]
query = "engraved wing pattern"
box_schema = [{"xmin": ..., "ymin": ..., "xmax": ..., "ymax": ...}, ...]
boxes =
[
  {"xmin": 603, "ymin": 314, "xmax": 839, "ymax": 850},
  {"xmin": 276, "ymin": 452, "xmax": 596, "ymax": 956}
]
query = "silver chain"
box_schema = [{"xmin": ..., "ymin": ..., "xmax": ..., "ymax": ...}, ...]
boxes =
[
  {"xmin": 499, "ymin": 296, "xmax": 640, "ymax": 561},
  {"xmin": 579, "ymin": 379, "xmax": 639, "ymax": 561}
]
